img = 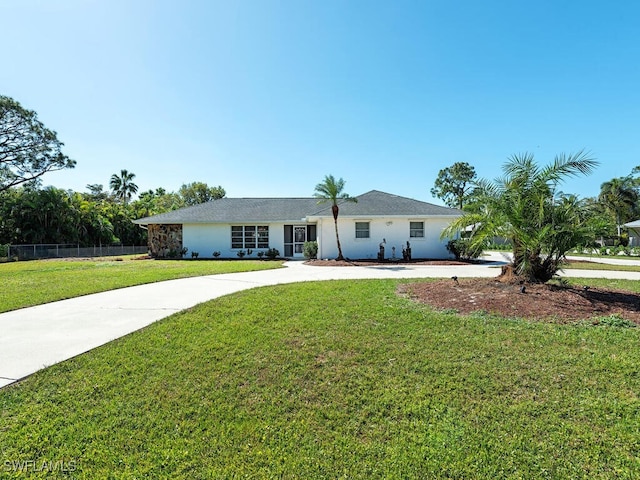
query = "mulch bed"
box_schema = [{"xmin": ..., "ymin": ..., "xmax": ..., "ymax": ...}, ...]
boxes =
[
  {"xmin": 305, "ymin": 258, "xmax": 640, "ymax": 323},
  {"xmin": 398, "ymin": 278, "xmax": 640, "ymax": 323}
]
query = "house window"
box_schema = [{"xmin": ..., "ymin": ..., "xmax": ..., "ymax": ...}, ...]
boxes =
[
  {"xmin": 256, "ymin": 226, "xmax": 269, "ymax": 248},
  {"xmin": 355, "ymin": 222, "xmax": 370, "ymax": 239},
  {"xmin": 410, "ymin": 221, "xmax": 425, "ymax": 238},
  {"xmin": 231, "ymin": 226, "xmax": 269, "ymax": 248}
]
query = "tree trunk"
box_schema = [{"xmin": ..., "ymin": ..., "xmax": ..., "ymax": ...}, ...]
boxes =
[
  {"xmin": 498, "ymin": 264, "xmax": 526, "ymax": 283},
  {"xmin": 332, "ymin": 204, "xmax": 344, "ymax": 260},
  {"xmin": 334, "ymin": 217, "xmax": 344, "ymax": 260}
]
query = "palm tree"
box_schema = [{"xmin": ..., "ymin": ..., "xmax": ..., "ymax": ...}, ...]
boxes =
[
  {"xmin": 313, "ymin": 174, "xmax": 357, "ymax": 260},
  {"xmin": 598, "ymin": 176, "xmax": 638, "ymax": 237},
  {"xmin": 443, "ymin": 151, "xmax": 598, "ymax": 283},
  {"xmin": 109, "ymin": 169, "xmax": 138, "ymax": 204}
]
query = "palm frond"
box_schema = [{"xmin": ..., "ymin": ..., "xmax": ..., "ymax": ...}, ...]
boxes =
[{"xmin": 544, "ymin": 150, "xmax": 598, "ymax": 182}]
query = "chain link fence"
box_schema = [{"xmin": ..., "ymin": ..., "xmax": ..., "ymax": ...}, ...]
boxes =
[{"xmin": 1, "ymin": 244, "xmax": 148, "ymax": 260}]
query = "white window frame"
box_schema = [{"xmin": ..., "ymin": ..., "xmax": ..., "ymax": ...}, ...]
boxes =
[
  {"xmin": 231, "ymin": 225, "xmax": 269, "ymax": 249},
  {"xmin": 355, "ymin": 221, "xmax": 370, "ymax": 239},
  {"xmin": 410, "ymin": 221, "xmax": 425, "ymax": 238}
]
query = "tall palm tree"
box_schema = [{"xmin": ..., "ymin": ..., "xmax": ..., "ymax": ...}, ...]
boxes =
[
  {"xmin": 598, "ymin": 176, "xmax": 638, "ymax": 237},
  {"xmin": 109, "ymin": 169, "xmax": 138, "ymax": 204},
  {"xmin": 313, "ymin": 174, "xmax": 357, "ymax": 260},
  {"xmin": 443, "ymin": 151, "xmax": 598, "ymax": 283}
]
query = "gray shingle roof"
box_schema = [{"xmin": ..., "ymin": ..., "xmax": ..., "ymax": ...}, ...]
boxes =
[
  {"xmin": 309, "ymin": 190, "xmax": 462, "ymax": 217},
  {"xmin": 133, "ymin": 197, "xmax": 320, "ymax": 224},
  {"xmin": 133, "ymin": 190, "xmax": 461, "ymax": 225}
]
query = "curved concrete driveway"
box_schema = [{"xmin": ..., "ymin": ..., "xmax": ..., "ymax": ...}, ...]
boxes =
[{"xmin": 2, "ymin": 253, "xmax": 640, "ymax": 389}]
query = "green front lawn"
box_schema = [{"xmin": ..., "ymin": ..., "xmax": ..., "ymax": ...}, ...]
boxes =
[
  {"xmin": 2, "ymin": 279, "xmax": 639, "ymax": 478},
  {"xmin": 563, "ymin": 261, "xmax": 640, "ymax": 272},
  {"xmin": 0, "ymin": 257, "xmax": 284, "ymax": 313}
]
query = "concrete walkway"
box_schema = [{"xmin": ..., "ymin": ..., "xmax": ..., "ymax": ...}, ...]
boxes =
[{"xmin": 2, "ymin": 253, "xmax": 640, "ymax": 389}]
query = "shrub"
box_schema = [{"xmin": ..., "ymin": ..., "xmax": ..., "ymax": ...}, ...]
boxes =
[
  {"xmin": 446, "ymin": 239, "xmax": 482, "ymax": 261},
  {"xmin": 486, "ymin": 241, "xmax": 512, "ymax": 251},
  {"xmin": 589, "ymin": 314, "xmax": 636, "ymax": 328},
  {"xmin": 191, "ymin": 251, "xmax": 199, "ymax": 259},
  {"xmin": 612, "ymin": 245, "xmax": 626, "ymax": 256},
  {"xmin": 303, "ymin": 241, "xmax": 318, "ymax": 259},
  {"xmin": 619, "ymin": 233, "xmax": 630, "ymax": 247},
  {"xmin": 265, "ymin": 248, "xmax": 280, "ymax": 260},
  {"xmin": 446, "ymin": 240, "xmax": 463, "ymax": 260},
  {"xmin": 257, "ymin": 251, "xmax": 265, "ymax": 260},
  {"xmin": 167, "ymin": 247, "xmax": 188, "ymax": 259},
  {"xmin": 212, "ymin": 251, "xmax": 221, "ymax": 258},
  {"xmin": 236, "ymin": 250, "xmax": 246, "ymax": 258}
]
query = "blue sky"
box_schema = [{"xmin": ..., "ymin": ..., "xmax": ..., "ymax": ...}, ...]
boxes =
[{"xmin": 2, "ymin": 0, "xmax": 639, "ymax": 204}]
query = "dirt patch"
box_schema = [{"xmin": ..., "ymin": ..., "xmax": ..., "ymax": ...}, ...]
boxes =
[{"xmin": 398, "ymin": 278, "xmax": 640, "ymax": 324}]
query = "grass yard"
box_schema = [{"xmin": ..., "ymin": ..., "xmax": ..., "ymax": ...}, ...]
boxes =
[
  {"xmin": 563, "ymin": 261, "xmax": 640, "ymax": 272},
  {"xmin": 2, "ymin": 278, "xmax": 640, "ymax": 478},
  {"xmin": 0, "ymin": 257, "xmax": 284, "ymax": 313}
]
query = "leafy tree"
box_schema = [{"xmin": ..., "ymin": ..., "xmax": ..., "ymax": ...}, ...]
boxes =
[
  {"xmin": 72, "ymin": 193, "xmax": 115, "ymax": 246},
  {"xmin": 0, "ymin": 187, "xmax": 21, "ymax": 243},
  {"xmin": 178, "ymin": 182, "xmax": 226, "ymax": 206},
  {"xmin": 598, "ymin": 176, "xmax": 638, "ymax": 236},
  {"xmin": 109, "ymin": 169, "xmax": 138, "ymax": 204},
  {"xmin": 6, "ymin": 187, "xmax": 79, "ymax": 244},
  {"xmin": 0, "ymin": 184, "xmax": 148, "ymax": 247},
  {"xmin": 313, "ymin": 174, "xmax": 357, "ymax": 260},
  {"xmin": 103, "ymin": 201, "xmax": 146, "ymax": 245},
  {"xmin": 430, "ymin": 162, "xmax": 477, "ymax": 209},
  {"xmin": 0, "ymin": 95, "xmax": 76, "ymax": 192},
  {"xmin": 134, "ymin": 188, "xmax": 183, "ymax": 217},
  {"xmin": 442, "ymin": 151, "xmax": 598, "ymax": 283},
  {"xmin": 85, "ymin": 184, "xmax": 109, "ymax": 202},
  {"xmin": 560, "ymin": 194, "xmax": 611, "ymax": 248}
]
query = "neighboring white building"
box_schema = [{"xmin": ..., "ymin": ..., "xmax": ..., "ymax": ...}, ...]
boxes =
[
  {"xmin": 624, "ymin": 220, "xmax": 640, "ymax": 246},
  {"xmin": 133, "ymin": 190, "xmax": 462, "ymax": 260}
]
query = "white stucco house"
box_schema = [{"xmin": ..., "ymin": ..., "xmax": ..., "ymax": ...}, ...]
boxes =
[{"xmin": 133, "ymin": 190, "xmax": 462, "ymax": 260}]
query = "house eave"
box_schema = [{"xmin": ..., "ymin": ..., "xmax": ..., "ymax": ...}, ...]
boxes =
[
  {"xmin": 306, "ymin": 214, "xmax": 462, "ymax": 221},
  {"xmin": 134, "ymin": 218, "xmax": 315, "ymax": 226}
]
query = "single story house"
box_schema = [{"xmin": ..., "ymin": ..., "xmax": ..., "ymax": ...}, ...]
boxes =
[{"xmin": 133, "ymin": 190, "xmax": 462, "ymax": 260}]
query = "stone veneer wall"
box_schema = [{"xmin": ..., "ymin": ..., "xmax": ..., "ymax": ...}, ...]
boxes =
[{"xmin": 147, "ymin": 224, "xmax": 183, "ymax": 258}]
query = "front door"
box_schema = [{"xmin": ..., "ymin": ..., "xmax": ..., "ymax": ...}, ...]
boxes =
[{"xmin": 293, "ymin": 225, "xmax": 306, "ymax": 257}]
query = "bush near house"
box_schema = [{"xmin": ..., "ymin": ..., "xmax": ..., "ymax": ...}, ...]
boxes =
[
  {"xmin": 446, "ymin": 239, "xmax": 482, "ymax": 261},
  {"xmin": 265, "ymin": 248, "xmax": 280, "ymax": 260},
  {"xmin": 303, "ymin": 241, "xmax": 318, "ymax": 259}
]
